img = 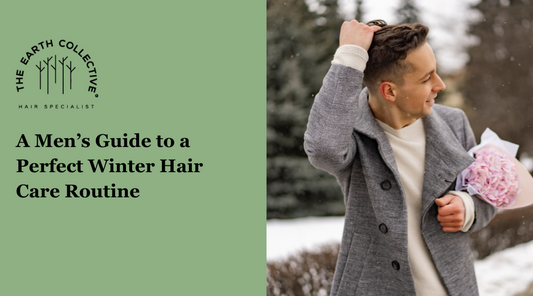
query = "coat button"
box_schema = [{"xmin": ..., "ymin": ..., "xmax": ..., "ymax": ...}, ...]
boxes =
[
  {"xmin": 392, "ymin": 261, "xmax": 400, "ymax": 271},
  {"xmin": 380, "ymin": 180, "xmax": 392, "ymax": 191},
  {"xmin": 379, "ymin": 223, "xmax": 388, "ymax": 234}
]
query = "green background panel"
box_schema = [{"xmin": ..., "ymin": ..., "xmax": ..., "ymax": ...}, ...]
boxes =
[{"xmin": 0, "ymin": 1, "xmax": 265, "ymax": 295}]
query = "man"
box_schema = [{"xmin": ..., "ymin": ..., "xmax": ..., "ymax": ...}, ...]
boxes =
[{"xmin": 304, "ymin": 20, "xmax": 497, "ymax": 296}]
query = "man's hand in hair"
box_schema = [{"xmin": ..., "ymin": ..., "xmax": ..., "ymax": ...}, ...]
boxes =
[{"xmin": 339, "ymin": 20, "xmax": 381, "ymax": 51}]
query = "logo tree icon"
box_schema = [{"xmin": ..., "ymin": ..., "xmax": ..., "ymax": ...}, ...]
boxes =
[
  {"xmin": 50, "ymin": 55, "xmax": 57, "ymax": 84},
  {"xmin": 58, "ymin": 56, "xmax": 68, "ymax": 94},
  {"xmin": 43, "ymin": 56, "xmax": 53, "ymax": 94},
  {"xmin": 36, "ymin": 61, "xmax": 45, "ymax": 90},
  {"xmin": 34, "ymin": 55, "xmax": 77, "ymax": 94},
  {"xmin": 66, "ymin": 61, "xmax": 75, "ymax": 90}
]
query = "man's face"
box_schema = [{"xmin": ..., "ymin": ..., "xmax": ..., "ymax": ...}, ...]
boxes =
[{"xmin": 393, "ymin": 42, "xmax": 445, "ymax": 120}]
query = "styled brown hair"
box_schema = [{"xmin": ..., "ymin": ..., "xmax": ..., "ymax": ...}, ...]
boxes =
[{"xmin": 363, "ymin": 20, "xmax": 429, "ymax": 95}]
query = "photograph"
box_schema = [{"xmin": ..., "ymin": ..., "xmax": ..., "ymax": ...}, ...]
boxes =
[{"xmin": 267, "ymin": 0, "xmax": 533, "ymax": 295}]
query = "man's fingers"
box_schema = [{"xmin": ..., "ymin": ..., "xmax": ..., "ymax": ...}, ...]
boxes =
[
  {"xmin": 370, "ymin": 25, "xmax": 381, "ymax": 32},
  {"xmin": 440, "ymin": 221, "xmax": 463, "ymax": 227},
  {"xmin": 437, "ymin": 215, "xmax": 464, "ymax": 224},
  {"xmin": 442, "ymin": 226, "xmax": 462, "ymax": 233},
  {"xmin": 437, "ymin": 213, "xmax": 462, "ymax": 223},
  {"xmin": 435, "ymin": 195, "xmax": 454, "ymax": 207},
  {"xmin": 339, "ymin": 20, "xmax": 378, "ymax": 49},
  {"xmin": 435, "ymin": 195, "xmax": 465, "ymax": 233},
  {"xmin": 341, "ymin": 20, "xmax": 353, "ymax": 28},
  {"xmin": 437, "ymin": 203, "xmax": 461, "ymax": 216}
]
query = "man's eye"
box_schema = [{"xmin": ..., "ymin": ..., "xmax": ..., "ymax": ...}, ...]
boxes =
[{"xmin": 424, "ymin": 77, "xmax": 431, "ymax": 83}]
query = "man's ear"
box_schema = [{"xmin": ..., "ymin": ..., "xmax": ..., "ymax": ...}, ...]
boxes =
[{"xmin": 379, "ymin": 82, "xmax": 396, "ymax": 102}]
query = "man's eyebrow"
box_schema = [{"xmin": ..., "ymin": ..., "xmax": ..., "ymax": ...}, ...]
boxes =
[{"xmin": 420, "ymin": 69, "xmax": 435, "ymax": 81}]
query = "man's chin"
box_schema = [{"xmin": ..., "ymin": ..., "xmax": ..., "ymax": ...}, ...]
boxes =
[{"xmin": 412, "ymin": 109, "xmax": 432, "ymax": 120}]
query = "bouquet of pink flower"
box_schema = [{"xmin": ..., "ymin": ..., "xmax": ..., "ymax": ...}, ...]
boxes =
[
  {"xmin": 463, "ymin": 146, "xmax": 519, "ymax": 207},
  {"xmin": 456, "ymin": 128, "xmax": 533, "ymax": 209}
]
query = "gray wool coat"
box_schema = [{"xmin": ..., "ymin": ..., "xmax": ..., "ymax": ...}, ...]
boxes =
[{"xmin": 304, "ymin": 64, "xmax": 497, "ymax": 296}]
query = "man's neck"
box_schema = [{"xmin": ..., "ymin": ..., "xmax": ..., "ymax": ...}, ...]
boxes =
[{"xmin": 368, "ymin": 93, "xmax": 417, "ymax": 130}]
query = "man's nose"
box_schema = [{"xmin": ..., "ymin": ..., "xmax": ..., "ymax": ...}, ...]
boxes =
[{"xmin": 433, "ymin": 74, "xmax": 446, "ymax": 92}]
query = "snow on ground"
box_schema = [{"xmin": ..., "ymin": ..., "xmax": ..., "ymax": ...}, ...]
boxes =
[
  {"xmin": 476, "ymin": 241, "xmax": 533, "ymax": 296},
  {"xmin": 267, "ymin": 216, "xmax": 344, "ymax": 261},
  {"xmin": 267, "ymin": 216, "xmax": 533, "ymax": 296}
]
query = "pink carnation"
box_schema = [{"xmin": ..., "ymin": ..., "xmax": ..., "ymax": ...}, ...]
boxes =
[{"xmin": 465, "ymin": 146, "xmax": 519, "ymax": 208}]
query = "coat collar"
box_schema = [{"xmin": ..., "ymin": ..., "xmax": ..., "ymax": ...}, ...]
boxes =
[
  {"xmin": 353, "ymin": 88, "xmax": 399, "ymax": 178},
  {"xmin": 354, "ymin": 88, "xmax": 475, "ymax": 214}
]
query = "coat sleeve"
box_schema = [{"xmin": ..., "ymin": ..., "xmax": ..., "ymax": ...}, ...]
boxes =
[
  {"xmin": 303, "ymin": 64, "xmax": 364, "ymax": 176},
  {"xmin": 459, "ymin": 110, "xmax": 498, "ymax": 233}
]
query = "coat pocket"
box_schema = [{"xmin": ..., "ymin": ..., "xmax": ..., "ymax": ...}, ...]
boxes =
[{"xmin": 336, "ymin": 233, "xmax": 373, "ymax": 296}]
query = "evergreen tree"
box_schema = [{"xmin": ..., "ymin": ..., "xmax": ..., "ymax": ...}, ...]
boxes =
[
  {"xmin": 396, "ymin": 0, "xmax": 419, "ymax": 24},
  {"xmin": 462, "ymin": 0, "xmax": 533, "ymax": 157},
  {"xmin": 267, "ymin": 0, "xmax": 345, "ymax": 218},
  {"xmin": 355, "ymin": 0, "xmax": 364, "ymax": 22}
]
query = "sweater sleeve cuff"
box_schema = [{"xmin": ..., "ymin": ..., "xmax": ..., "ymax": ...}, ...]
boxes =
[
  {"xmin": 331, "ymin": 45, "xmax": 369, "ymax": 72},
  {"xmin": 448, "ymin": 190, "xmax": 476, "ymax": 232}
]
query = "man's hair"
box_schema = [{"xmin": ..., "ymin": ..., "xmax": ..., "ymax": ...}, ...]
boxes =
[{"xmin": 363, "ymin": 20, "xmax": 429, "ymax": 95}]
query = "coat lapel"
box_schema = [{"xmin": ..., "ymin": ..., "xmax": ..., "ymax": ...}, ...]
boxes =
[
  {"xmin": 353, "ymin": 88, "xmax": 401, "ymax": 180},
  {"xmin": 421, "ymin": 110, "xmax": 475, "ymax": 215}
]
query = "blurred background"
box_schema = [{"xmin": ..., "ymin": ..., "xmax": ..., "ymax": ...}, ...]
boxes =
[{"xmin": 267, "ymin": 0, "xmax": 533, "ymax": 295}]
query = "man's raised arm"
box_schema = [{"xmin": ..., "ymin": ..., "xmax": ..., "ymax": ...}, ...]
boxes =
[{"xmin": 303, "ymin": 21, "xmax": 379, "ymax": 175}]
